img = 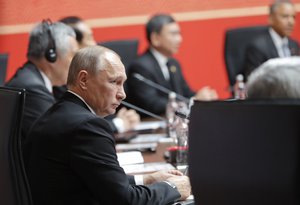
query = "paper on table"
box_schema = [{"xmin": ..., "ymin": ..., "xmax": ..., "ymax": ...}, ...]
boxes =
[
  {"xmin": 133, "ymin": 121, "xmax": 166, "ymax": 131},
  {"xmin": 122, "ymin": 162, "xmax": 175, "ymax": 174},
  {"xmin": 117, "ymin": 151, "xmax": 144, "ymax": 166},
  {"xmin": 129, "ymin": 133, "xmax": 167, "ymax": 143},
  {"xmin": 116, "ymin": 143, "xmax": 157, "ymax": 152}
]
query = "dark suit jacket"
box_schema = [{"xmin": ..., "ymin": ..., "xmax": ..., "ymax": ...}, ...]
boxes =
[
  {"xmin": 5, "ymin": 61, "xmax": 55, "ymax": 139},
  {"xmin": 24, "ymin": 92, "xmax": 180, "ymax": 205},
  {"xmin": 6, "ymin": 63, "xmax": 119, "ymax": 136},
  {"xmin": 244, "ymin": 30, "xmax": 300, "ymax": 77},
  {"xmin": 127, "ymin": 50, "xmax": 194, "ymax": 115}
]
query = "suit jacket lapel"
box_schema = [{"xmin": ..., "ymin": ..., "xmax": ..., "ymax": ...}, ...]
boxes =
[
  {"xmin": 266, "ymin": 32, "xmax": 279, "ymax": 58},
  {"xmin": 147, "ymin": 51, "xmax": 172, "ymax": 90},
  {"xmin": 288, "ymin": 39, "xmax": 299, "ymax": 56}
]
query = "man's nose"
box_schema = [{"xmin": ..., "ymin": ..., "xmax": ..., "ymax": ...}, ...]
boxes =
[{"xmin": 117, "ymin": 86, "xmax": 126, "ymax": 100}]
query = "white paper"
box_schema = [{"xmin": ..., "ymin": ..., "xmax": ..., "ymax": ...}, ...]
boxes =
[
  {"xmin": 133, "ymin": 121, "xmax": 166, "ymax": 131},
  {"xmin": 122, "ymin": 162, "xmax": 175, "ymax": 174},
  {"xmin": 117, "ymin": 151, "xmax": 144, "ymax": 166},
  {"xmin": 130, "ymin": 133, "xmax": 167, "ymax": 143}
]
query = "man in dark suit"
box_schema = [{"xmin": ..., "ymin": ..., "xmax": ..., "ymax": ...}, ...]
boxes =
[
  {"xmin": 127, "ymin": 14, "xmax": 217, "ymax": 115},
  {"xmin": 24, "ymin": 46, "xmax": 191, "ymax": 205},
  {"xmin": 244, "ymin": 0, "xmax": 300, "ymax": 77},
  {"xmin": 6, "ymin": 20, "xmax": 78, "ymax": 139}
]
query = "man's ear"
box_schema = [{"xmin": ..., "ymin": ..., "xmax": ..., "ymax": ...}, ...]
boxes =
[
  {"xmin": 77, "ymin": 70, "xmax": 89, "ymax": 90},
  {"xmin": 150, "ymin": 32, "xmax": 161, "ymax": 47}
]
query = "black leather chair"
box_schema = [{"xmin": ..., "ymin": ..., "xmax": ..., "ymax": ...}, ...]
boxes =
[
  {"xmin": 189, "ymin": 99, "xmax": 300, "ymax": 205},
  {"xmin": 0, "ymin": 53, "xmax": 9, "ymax": 86},
  {"xmin": 98, "ymin": 39, "xmax": 139, "ymax": 70},
  {"xmin": 224, "ymin": 25, "xmax": 268, "ymax": 87},
  {"xmin": 0, "ymin": 87, "xmax": 33, "ymax": 205}
]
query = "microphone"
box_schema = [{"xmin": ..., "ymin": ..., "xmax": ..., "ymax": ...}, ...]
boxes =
[
  {"xmin": 133, "ymin": 73, "xmax": 190, "ymax": 103},
  {"xmin": 175, "ymin": 110, "xmax": 190, "ymax": 120},
  {"xmin": 121, "ymin": 101, "xmax": 165, "ymax": 121}
]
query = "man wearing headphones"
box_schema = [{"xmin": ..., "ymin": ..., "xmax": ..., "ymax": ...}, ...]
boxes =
[{"xmin": 6, "ymin": 20, "xmax": 79, "ymax": 139}]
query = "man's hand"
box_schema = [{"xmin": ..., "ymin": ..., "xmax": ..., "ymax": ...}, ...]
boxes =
[
  {"xmin": 116, "ymin": 107, "xmax": 140, "ymax": 132},
  {"xmin": 194, "ymin": 86, "xmax": 218, "ymax": 101},
  {"xmin": 143, "ymin": 170, "xmax": 183, "ymax": 185},
  {"xmin": 166, "ymin": 175, "xmax": 191, "ymax": 200}
]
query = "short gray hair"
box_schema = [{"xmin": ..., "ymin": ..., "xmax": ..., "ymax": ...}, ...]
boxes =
[
  {"xmin": 247, "ymin": 57, "xmax": 300, "ymax": 99},
  {"xmin": 67, "ymin": 46, "xmax": 114, "ymax": 86},
  {"xmin": 27, "ymin": 21, "xmax": 76, "ymax": 60}
]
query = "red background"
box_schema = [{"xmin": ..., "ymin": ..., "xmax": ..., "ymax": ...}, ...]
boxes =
[{"xmin": 0, "ymin": 0, "xmax": 299, "ymax": 98}]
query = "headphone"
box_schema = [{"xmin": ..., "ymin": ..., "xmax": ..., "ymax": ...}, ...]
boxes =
[{"xmin": 43, "ymin": 19, "xmax": 57, "ymax": 63}]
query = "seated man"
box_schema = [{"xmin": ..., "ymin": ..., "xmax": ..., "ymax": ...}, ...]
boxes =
[
  {"xmin": 244, "ymin": 0, "xmax": 299, "ymax": 77},
  {"xmin": 246, "ymin": 56, "xmax": 300, "ymax": 99},
  {"xmin": 127, "ymin": 13, "xmax": 217, "ymax": 115},
  {"xmin": 5, "ymin": 20, "xmax": 78, "ymax": 139},
  {"xmin": 60, "ymin": 16, "xmax": 140, "ymax": 133},
  {"xmin": 24, "ymin": 46, "xmax": 191, "ymax": 205}
]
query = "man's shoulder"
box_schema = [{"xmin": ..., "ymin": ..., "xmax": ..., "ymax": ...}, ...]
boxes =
[
  {"xmin": 54, "ymin": 98, "xmax": 114, "ymax": 134},
  {"xmin": 249, "ymin": 31, "xmax": 270, "ymax": 47},
  {"xmin": 6, "ymin": 62, "xmax": 44, "ymax": 90},
  {"xmin": 130, "ymin": 50, "xmax": 155, "ymax": 68}
]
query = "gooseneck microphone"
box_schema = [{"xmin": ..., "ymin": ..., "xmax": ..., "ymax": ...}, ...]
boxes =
[
  {"xmin": 175, "ymin": 110, "xmax": 190, "ymax": 120},
  {"xmin": 121, "ymin": 101, "xmax": 165, "ymax": 121},
  {"xmin": 133, "ymin": 73, "xmax": 190, "ymax": 103}
]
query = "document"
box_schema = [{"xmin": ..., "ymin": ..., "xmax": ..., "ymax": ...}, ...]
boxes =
[
  {"xmin": 116, "ymin": 142, "xmax": 157, "ymax": 152},
  {"xmin": 122, "ymin": 162, "xmax": 175, "ymax": 174},
  {"xmin": 129, "ymin": 133, "xmax": 167, "ymax": 143},
  {"xmin": 117, "ymin": 151, "xmax": 144, "ymax": 166},
  {"xmin": 133, "ymin": 120, "xmax": 166, "ymax": 131}
]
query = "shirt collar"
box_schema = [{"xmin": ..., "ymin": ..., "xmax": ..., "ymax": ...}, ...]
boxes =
[
  {"xmin": 38, "ymin": 69, "xmax": 53, "ymax": 93},
  {"xmin": 150, "ymin": 47, "xmax": 169, "ymax": 67},
  {"xmin": 67, "ymin": 90, "xmax": 96, "ymax": 115},
  {"xmin": 269, "ymin": 28, "xmax": 289, "ymax": 49}
]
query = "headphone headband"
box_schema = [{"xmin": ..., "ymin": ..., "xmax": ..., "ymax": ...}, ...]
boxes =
[{"xmin": 43, "ymin": 19, "xmax": 57, "ymax": 63}]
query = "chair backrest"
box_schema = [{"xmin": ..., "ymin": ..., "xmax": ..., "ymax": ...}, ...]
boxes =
[
  {"xmin": 0, "ymin": 87, "xmax": 33, "ymax": 205},
  {"xmin": 189, "ymin": 99, "xmax": 300, "ymax": 205},
  {"xmin": 224, "ymin": 25, "xmax": 268, "ymax": 87},
  {"xmin": 98, "ymin": 39, "xmax": 139, "ymax": 70},
  {"xmin": 0, "ymin": 53, "xmax": 9, "ymax": 86}
]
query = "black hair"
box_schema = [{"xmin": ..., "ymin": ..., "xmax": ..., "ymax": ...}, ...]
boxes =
[
  {"xmin": 59, "ymin": 16, "xmax": 83, "ymax": 43},
  {"xmin": 146, "ymin": 14, "xmax": 175, "ymax": 43}
]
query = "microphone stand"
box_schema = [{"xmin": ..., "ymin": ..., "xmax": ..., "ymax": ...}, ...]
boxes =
[
  {"xmin": 133, "ymin": 73, "xmax": 190, "ymax": 103},
  {"xmin": 121, "ymin": 101, "xmax": 165, "ymax": 121}
]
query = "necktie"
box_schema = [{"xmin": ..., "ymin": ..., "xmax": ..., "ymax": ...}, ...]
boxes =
[
  {"xmin": 166, "ymin": 60, "xmax": 177, "ymax": 92},
  {"xmin": 282, "ymin": 42, "xmax": 290, "ymax": 57}
]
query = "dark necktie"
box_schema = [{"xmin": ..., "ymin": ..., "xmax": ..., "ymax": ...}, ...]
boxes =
[{"xmin": 166, "ymin": 60, "xmax": 177, "ymax": 92}]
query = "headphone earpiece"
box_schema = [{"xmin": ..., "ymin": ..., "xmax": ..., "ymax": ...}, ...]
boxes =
[{"xmin": 43, "ymin": 19, "xmax": 57, "ymax": 63}]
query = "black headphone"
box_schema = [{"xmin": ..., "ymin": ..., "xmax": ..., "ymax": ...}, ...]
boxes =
[{"xmin": 43, "ymin": 19, "xmax": 57, "ymax": 63}]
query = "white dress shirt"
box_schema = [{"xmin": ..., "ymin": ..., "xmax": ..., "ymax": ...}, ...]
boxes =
[
  {"xmin": 269, "ymin": 28, "xmax": 290, "ymax": 58},
  {"xmin": 38, "ymin": 69, "xmax": 53, "ymax": 93},
  {"xmin": 150, "ymin": 47, "xmax": 170, "ymax": 80}
]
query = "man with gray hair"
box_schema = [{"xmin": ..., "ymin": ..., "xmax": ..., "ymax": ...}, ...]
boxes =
[
  {"xmin": 24, "ymin": 45, "xmax": 191, "ymax": 205},
  {"xmin": 6, "ymin": 20, "xmax": 78, "ymax": 139},
  {"xmin": 246, "ymin": 56, "xmax": 300, "ymax": 98}
]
